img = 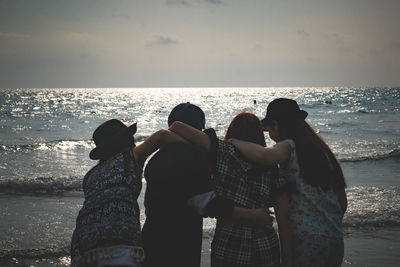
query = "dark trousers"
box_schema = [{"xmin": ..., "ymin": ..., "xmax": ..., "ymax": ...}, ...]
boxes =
[{"xmin": 142, "ymin": 211, "xmax": 203, "ymax": 267}]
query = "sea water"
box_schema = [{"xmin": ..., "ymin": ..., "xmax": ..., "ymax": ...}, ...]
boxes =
[{"xmin": 0, "ymin": 87, "xmax": 399, "ymax": 266}]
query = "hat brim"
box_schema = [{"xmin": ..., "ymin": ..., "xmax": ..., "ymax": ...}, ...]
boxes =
[
  {"xmin": 261, "ymin": 110, "xmax": 308, "ymax": 131},
  {"xmin": 261, "ymin": 117, "xmax": 273, "ymax": 125},
  {"xmin": 128, "ymin": 123, "xmax": 137, "ymax": 135},
  {"xmin": 299, "ymin": 110, "xmax": 308, "ymax": 120},
  {"xmin": 89, "ymin": 147, "xmax": 102, "ymax": 160}
]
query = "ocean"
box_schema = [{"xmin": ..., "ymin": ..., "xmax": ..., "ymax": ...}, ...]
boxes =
[{"xmin": 0, "ymin": 87, "xmax": 399, "ymax": 266}]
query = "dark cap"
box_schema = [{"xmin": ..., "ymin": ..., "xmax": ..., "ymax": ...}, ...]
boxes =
[
  {"xmin": 261, "ymin": 98, "xmax": 308, "ymax": 127},
  {"xmin": 168, "ymin": 102, "xmax": 205, "ymax": 130},
  {"xmin": 89, "ymin": 119, "xmax": 137, "ymax": 160}
]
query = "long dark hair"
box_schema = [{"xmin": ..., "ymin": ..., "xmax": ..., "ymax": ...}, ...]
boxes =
[
  {"xmin": 277, "ymin": 119, "xmax": 346, "ymax": 191},
  {"xmin": 225, "ymin": 112, "xmax": 266, "ymax": 147}
]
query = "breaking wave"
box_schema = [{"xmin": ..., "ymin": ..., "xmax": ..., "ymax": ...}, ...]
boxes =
[
  {"xmin": 0, "ymin": 176, "xmax": 82, "ymax": 194},
  {"xmin": 0, "ymin": 246, "xmax": 69, "ymax": 260},
  {"xmin": 339, "ymin": 148, "xmax": 400, "ymax": 163},
  {"xmin": 0, "ymin": 136, "xmax": 148, "ymax": 152}
]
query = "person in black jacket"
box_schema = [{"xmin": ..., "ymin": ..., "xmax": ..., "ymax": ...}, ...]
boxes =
[{"xmin": 142, "ymin": 103, "xmax": 231, "ymax": 267}]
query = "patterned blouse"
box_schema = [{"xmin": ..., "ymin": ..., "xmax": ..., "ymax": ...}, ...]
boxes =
[
  {"xmin": 70, "ymin": 150, "xmax": 143, "ymax": 259},
  {"xmin": 205, "ymin": 129, "xmax": 282, "ymax": 267},
  {"xmin": 281, "ymin": 139, "xmax": 344, "ymax": 266}
]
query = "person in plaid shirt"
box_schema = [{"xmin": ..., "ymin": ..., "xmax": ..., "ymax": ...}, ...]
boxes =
[{"xmin": 169, "ymin": 112, "xmax": 289, "ymax": 267}]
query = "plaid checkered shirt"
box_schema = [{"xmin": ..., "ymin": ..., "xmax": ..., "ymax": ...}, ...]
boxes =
[{"xmin": 204, "ymin": 129, "xmax": 283, "ymax": 267}]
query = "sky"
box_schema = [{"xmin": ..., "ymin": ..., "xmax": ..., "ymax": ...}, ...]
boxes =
[{"xmin": 0, "ymin": 0, "xmax": 399, "ymax": 88}]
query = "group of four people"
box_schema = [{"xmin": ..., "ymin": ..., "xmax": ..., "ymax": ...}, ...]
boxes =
[{"xmin": 70, "ymin": 98, "xmax": 347, "ymax": 267}]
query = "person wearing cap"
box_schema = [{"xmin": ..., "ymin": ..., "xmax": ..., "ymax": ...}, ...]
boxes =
[
  {"xmin": 169, "ymin": 112, "xmax": 286, "ymax": 267},
  {"xmin": 70, "ymin": 118, "xmax": 188, "ymax": 267},
  {"xmin": 142, "ymin": 103, "xmax": 274, "ymax": 267},
  {"xmin": 228, "ymin": 98, "xmax": 347, "ymax": 267}
]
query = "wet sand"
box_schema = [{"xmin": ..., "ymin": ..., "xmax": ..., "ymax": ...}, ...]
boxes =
[{"xmin": 200, "ymin": 227, "xmax": 400, "ymax": 267}]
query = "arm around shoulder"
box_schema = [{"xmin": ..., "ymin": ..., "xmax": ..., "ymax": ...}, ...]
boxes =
[
  {"xmin": 133, "ymin": 129, "xmax": 188, "ymax": 164},
  {"xmin": 169, "ymin": 121, "xmax": 211, "ymax": 151},
  {"xmin": 229, "ymin": 139, "xmax": 291, "ymax": 165},
  {"xmin": 231, "ymin": 207, "xmax": 274, "ymax": 228}
]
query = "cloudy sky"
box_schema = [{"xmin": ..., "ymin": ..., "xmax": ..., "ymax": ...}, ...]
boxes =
[{"xmin": 1, "ymin": 0, "xmax": 399, "ymax": 88}]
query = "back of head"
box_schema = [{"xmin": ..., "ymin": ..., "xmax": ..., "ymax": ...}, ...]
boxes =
[
  {"xmin": 225, "ymin": 112, "xmax": 266, "ymax": 147},
  {"xmin": 168, "ymin": 102, "xmax": 205, "ymax": 130}
]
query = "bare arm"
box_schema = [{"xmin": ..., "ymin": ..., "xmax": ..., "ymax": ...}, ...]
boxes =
[
  {"xmin": 232, "ymin": 207, "xmax": 274, "ymax": 228},
  {"xmin": 169, "ymin": 121, "xmax": 211, "ymax": 151},
  {"xmin": 229, "ymin": 139, "xmax": 291, "ymax": 165},
  {"xmin": 133, "ymin": 129, "xmax": 188, "ymax": 164},
  {"xmin": 275, "ymin": 192, "xmax": 293, "ymax": 267},
  {"xmin": 201, "ymin": 195, "xmax": 273, "ymax": 227},
  {"xmin": 336, "ymin": 188, "xmax": 347, "ymax": 215}
]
